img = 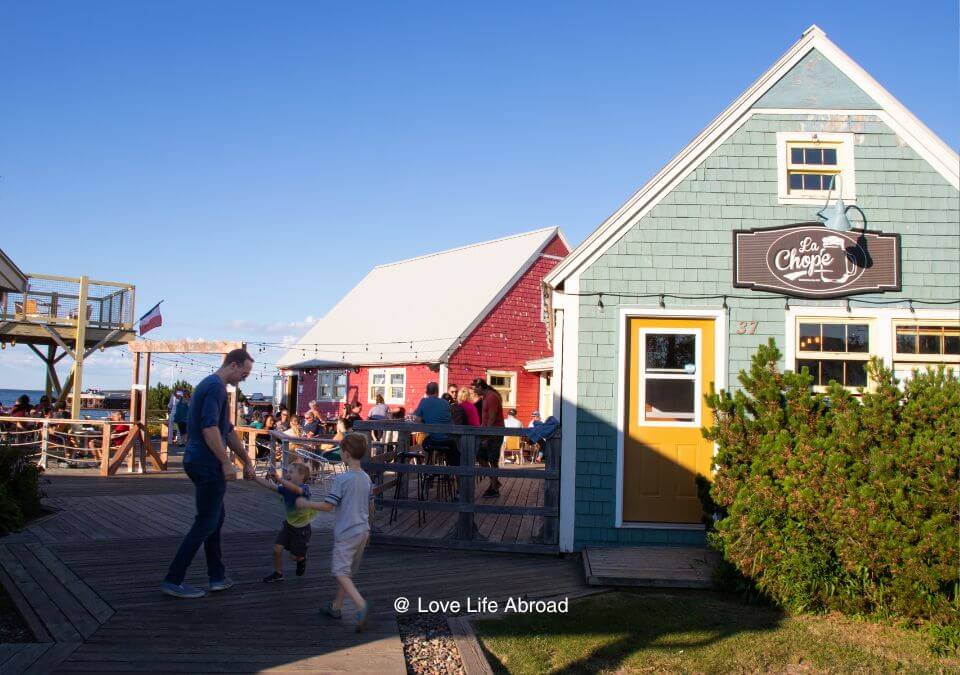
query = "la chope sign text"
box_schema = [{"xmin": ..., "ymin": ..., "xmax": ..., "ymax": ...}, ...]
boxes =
[{"xmin": 733, "ymin": 223, "xmax": 901, "ymax": 299}]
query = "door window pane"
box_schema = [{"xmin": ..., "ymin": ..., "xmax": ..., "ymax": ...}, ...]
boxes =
[
  {"xmin": 644, "ymin": 379, "xmax": 695, "ymax": 422},
  {"xmin": 645, "ymin": 334, "xmax": 696, "ymax": 370}
]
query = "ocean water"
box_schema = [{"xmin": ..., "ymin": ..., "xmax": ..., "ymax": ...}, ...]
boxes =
[{"xmin": 0, "ymin": 388, "xmax": 112, "ymax": 419}]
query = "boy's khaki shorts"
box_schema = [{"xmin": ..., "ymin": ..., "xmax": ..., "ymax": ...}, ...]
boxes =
[{"xmin": 331, "ymin": 531, "xmax": 369, "ymax": 577}]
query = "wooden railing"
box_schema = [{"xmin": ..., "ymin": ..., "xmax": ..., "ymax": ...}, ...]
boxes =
[
  {"xmin": 0, "ymin": 415, "xmax": 163, "ymax": 475},
  {"xmin": 336, "ymin": 420, "xmax": 560, "ymax": 553}
]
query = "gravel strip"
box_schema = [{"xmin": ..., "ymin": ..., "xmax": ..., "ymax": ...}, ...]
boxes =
[{"xmin": 398, "ymin": 613, "xmax": 466, "ymax": 675}]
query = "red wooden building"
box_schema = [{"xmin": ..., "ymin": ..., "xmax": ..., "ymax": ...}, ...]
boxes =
[{"xmin": 277, "ymin": 228, "xmax": 569, "ymax": 424}]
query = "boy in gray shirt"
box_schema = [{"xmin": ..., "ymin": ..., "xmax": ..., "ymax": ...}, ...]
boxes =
[{"xmin": 297, "ymin": 432, "xmax": 375, "ymax": 631}]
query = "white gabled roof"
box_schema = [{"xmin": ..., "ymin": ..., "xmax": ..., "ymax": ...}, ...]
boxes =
[
  {"xmin": 546, "ymin": 25, "xmax": 960, "ymax": 288},
  {"xmin": 279, "ymin": 227, "xmax": 565, "ymax": 368}
]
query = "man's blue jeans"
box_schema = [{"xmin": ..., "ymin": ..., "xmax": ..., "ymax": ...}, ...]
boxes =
[{"xmin": 164, "ymin": 463, "xmax": 226, "ymax": 585}]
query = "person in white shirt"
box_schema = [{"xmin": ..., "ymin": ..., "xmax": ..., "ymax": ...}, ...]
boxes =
[{"xmin": 504, "ymin": 408, "xmax": 523, "ymax": 429}]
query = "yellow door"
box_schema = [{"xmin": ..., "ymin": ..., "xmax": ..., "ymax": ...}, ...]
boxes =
[{"xmin": 623, "ymin": 317, "xmax": 715, "ymax": 523}]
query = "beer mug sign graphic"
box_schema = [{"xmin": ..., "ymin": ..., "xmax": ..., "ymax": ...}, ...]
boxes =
[{"xmin": 818, "ymin": 235, "xmax": 858, "ymax": 284}]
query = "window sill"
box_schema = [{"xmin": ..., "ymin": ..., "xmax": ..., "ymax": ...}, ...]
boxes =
[{"xmin": 777, "ymin": 195, "xmax": 857, "ymax": 206}]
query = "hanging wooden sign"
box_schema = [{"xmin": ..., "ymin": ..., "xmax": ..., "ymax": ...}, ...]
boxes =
[{"xmin": 733, "ymin": 223, "xmax": 901, "ymax": 299}]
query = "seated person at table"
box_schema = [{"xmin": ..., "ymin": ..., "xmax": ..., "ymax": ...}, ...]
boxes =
[
  {"xmin": 302, "ymin": 410, "xmax": 322, "ymax": 438},
  {"xmin": 412, "ymin": 382, "xmax": 459, "ymax": 466},
  {"xmin": 368, "ymin": 395, "xmax": 389, "ymax": 420}
]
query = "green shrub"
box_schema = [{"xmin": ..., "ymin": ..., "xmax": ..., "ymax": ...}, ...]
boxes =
[
  {"xmin": 702, "ymin": 340, "xmax": 959, "ymax": 627},
  {"xmin": 0, "ymin": 483, "xmax": 24, "ymax": 535},
  {"xmin": 0, "ymin": 442, "xmax": 45, "ymax": 534}
]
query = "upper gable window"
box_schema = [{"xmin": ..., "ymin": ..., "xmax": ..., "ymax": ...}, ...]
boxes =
[{"xmin": 776, "ymin": 132, "xmax": 855, "ymax": 205}]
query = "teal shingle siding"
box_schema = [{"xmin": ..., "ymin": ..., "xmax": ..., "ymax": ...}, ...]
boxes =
[
  {"xmin": 572, "ymin": 111, "xmax": 960, "ymax": 549},
  {"xmin": 755, "ymin": 49, "xmax": 880, "ymax": 109}
]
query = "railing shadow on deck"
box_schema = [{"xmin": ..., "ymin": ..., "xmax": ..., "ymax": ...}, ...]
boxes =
[{"xmin": 264, "ymin": 422, "xmax": 561, "ymax": 554}]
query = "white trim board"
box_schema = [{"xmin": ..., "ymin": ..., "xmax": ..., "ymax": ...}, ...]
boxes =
[
  {"xmin": 556, "ymin": 279, "xmax": 580, "ymax": 552},
  {"xmin": 614, "ymin": 307, "xmax": 727, "ymax": 529},
  {"xmin": 545, "ymin": 25, "xmax": 960, "ymax": 290}
]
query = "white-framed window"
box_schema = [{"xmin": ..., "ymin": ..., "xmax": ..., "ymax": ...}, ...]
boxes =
[
  {"xmin": 795, "ymin": 318, "xmax": 872, "ymax": 391},
  {"xmin": 892, "ymin": 322, "xmax": 960, "ymax": 383},
  {"xmin": 776, "ymin": 131, "xmax": 856, "ymax": 205},
  {"xmin": 316, "ymin": 370, "xmax": 347, "ymax": 401},
  {"xmin": 486, "ymin": 370, "xmax": 517, "ymax": 406},
  {"xmin": 368, "ymin": 367, "xmax": 406, "ymax": 404},
  {"xmin": 638, "ymin": 328, "xmax": 702, "ymax": 426}
]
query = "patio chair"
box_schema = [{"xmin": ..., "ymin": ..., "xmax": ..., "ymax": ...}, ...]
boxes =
[{"xmin": 501, "ymin": 435, "xmax": 524, "ymax": 464}]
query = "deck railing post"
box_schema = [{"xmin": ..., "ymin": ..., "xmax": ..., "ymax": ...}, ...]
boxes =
[
  {"xmin": 457, "ymin": 434, "xmax": 477, "ymax": 541},
  {"xmin": 39, "ymin": 422, "xmax": 50, "ymax": 469},
  {"xmin": 100, "ymin": 423, "xmax": 112, "ymax": 476},
  {"xmin": 540, "ymin": 434, "xmax": 561, "ymax": 545}
]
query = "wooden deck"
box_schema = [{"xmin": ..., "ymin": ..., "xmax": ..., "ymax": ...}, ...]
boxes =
[
  {"xmin": 0, "ymin": 468, "xmax": 587, "ymax": 673},
  {"xmin": 373, "ymin": 461, "xmax": 547, "ymax": 551},
  {"xmin": 582, "ymin": 546, "xmax": 718, "ymax": 589}
]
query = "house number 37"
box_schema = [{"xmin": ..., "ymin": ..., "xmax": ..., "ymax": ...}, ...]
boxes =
[{"xmin": 736, "ymin": 321, "xmax": 759, "ymax": 335}]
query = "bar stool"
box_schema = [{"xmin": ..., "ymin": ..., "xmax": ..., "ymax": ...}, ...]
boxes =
[
  {"xmin": 391, "ymin": 446, "xmax": 426, "ymax": 526},
  {"xmin": 423, "ymin": 439, "xmax": 459, "ymax": 502}
]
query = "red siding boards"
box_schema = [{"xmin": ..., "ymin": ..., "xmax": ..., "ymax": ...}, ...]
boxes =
[
  {"xmin": 293, "ymin": 234, "xmax": 568, "ymax": 424},
  {"xmin": 448, "ymin": 235, "xmax": 568, "ymax": 424}
]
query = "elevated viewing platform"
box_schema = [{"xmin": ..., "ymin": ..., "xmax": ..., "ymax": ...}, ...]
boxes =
[{"xmin": 0, "ymin": 273, "xmax": 136, "ymax": 348}]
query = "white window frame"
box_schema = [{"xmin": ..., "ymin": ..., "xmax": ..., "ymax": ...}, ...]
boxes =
[
  {"xmin": 891, "ymin": 320, "xmax": 960, "ymax": 383},
  {"xmin": 793, "ymin": 317, "xmax": 873, "ymax": 392},
  {"xmin": 637, "ymin": 327, "xmax": 702, "ymax": 428},
  {"xmin": 785, "ymin": 306, "xmax": 960, "ymax": 388},
  {"xmin": 368, "ymin": 367, "xmax": 406, "ymax": 404},
  {"xmin": 486, "ymin": 370, "xmax": 517, "ymax": 406},
  {"xmin": 316, "ymin": 370, "xmax": 347, "ymax": 402},
  {"xmin": 776, "ymin": 131, "xmax": 856, "ymax": 205}
]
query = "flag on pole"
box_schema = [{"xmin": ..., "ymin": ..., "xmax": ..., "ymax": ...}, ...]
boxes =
[{"xmin": 138, "ymin": 301, "xmax": 163, "ymax": 335}]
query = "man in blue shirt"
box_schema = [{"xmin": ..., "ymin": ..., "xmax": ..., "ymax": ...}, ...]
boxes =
[
  {"xmin": 413, "ymin": 382, "xmax": 460, "ymax": 466},
  {"xmin": 161, "ymin": 348, "xmax": 256, "ymax": 599}
]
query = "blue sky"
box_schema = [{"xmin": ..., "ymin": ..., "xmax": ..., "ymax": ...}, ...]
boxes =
[{"xmin": 1, "ymin": 1, "xmax": 957, "ymax": 394}]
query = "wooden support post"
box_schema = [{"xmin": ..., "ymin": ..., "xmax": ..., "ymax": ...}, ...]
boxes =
[
  {"xmin": 540, "ymin": 434, "xmax": 561, "ymax": 545},
  {"xmin": 69, "ymin": 275, "xmax": 89, "ymax": 420},
  {"xmin": 99, "ymin": 424, "xmax": 112, "ymax": 476},
  {"xmin": 160, "ymin": 421, "xmax": 169, "ymax": 468},
  {"xmin": 246, "ymin": 429, "xmax": 258, "ymax": 469},
  {"xmin": 457, "ymin": 435, "xmax": 477, "ymax": 541},
  {"xmin": 141, "ymin": 354, "xmax": 153, "ymax": 471},
  {"xmin": 44, "ymin": 345, "xmax": 57, "ymax": 399}
]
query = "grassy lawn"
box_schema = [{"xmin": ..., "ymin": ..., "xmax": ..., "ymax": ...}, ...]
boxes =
[{"xmin": 473, "ymin": 591, "xmax": 958, "ymax": 674}]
